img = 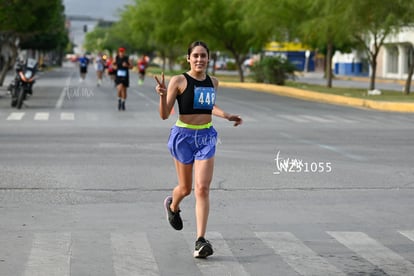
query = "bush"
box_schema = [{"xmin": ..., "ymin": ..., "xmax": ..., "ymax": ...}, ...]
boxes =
[
  {"xmin": 226, "ymin": 61, "xmax": 237, "ymax": 70},
  {"xmin": 251, "ymin": 56, "xmax": 296, "ymax": 85}
]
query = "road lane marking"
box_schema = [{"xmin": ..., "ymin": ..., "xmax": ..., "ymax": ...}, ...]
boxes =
[
  {"xmin": 24, "ymin": 232, "xmax": 71, "ymax": 276},
  {"xmin": 324, "ymin": 115, "xmax": 355, "ymax": 123},
  {"xmin": 328, "ymin": 231, "xmax": 414, "ymax": 276},
  {"xmin": 34, "ymin": 112, "xmax": 49, "ymax": 121},
  {"xmin": 398, "ymin": 230, "xmax": 414, "ymax": 242},
  {"xmin": 56, "ymin": 86, "xmax": 67, "ymax": 109},
  {"xmin": 317, "ymin": 143, "xmax": 366, "ymax": 161},
  {"xmin": 184, "ymin": 231, "xmax": 250, "ymax": 276},
  {"xmin": 111, "ymin": 232, "xmax": 159, "ymax": 276},
  {"xmin": 280, "ymin": 132, "xmax": 366, "ymax": 161},
  {"xmin": 278, "ymin": 114, "xmax": 309, "ymax": 123},
  {"xmin": 7, "ymin": 112, "xmax": 25, "ymax": 120},
  {"xmin": 301, "ymin": 115, "xmax": 334, "ymax": 123},
  {"xmin": 256, "ymin": 232, "xmax": 346, "ymax": 276},
  {"xmin": 56, "ymin": 71, "xmax": 74, "ymax": 109},
  {"xmin": 60, "ymin": 112, "xmax": 75, "ymax": 121}
]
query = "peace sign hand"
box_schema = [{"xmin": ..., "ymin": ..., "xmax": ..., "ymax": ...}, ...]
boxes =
[{"xmin": 154, "ymin": 72, "xmax": 166, "ymax": 96}]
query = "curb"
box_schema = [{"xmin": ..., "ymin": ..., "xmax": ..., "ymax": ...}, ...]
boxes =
[{"xmin": 220, "ymin": 82, "xmax": 414, "ymax": 113}]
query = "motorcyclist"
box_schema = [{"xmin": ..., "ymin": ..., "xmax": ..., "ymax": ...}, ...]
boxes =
[{"xmin": 9, "ymin": 58, "xmax": 37, "ymax": 108}]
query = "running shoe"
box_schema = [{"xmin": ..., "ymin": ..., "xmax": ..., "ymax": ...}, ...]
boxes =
[
  {"xmin": 164, "ymin": 196, "xmax": 183, "ymax": 230},
  {"xmin": 194, "ymin": 237, "xmax": 213, "ymax": 258}
]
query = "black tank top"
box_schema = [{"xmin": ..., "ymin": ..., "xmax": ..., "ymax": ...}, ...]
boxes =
[
  {"xmin": 115, "ymin": 55, "xmax": 130, "ymax": 79},
  {"xmin": 177, "ymin": 73, "xmax": 216, "ymax": 115}
]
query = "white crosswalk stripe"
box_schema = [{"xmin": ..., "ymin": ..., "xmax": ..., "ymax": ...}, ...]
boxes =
[
  {"xmin": 60, "ymin": 112, "xmax": 75, "ymax": 121},
  {"xmin": 256, "ymin": 232, "xmax": 346, "ymax": 276},
  {"xmin": 24, "ymin": 232, "xmax": 71, "ymax": 276},
  {"xmin": 184, "ymin": 232, "xmax": 250, "ymax": 276},
  {"xmin": 111, "ymin": 232, "xmax": 159, "ymax": 276},
  {"xmin": 34, "ymin": 112, "xmax": 49, "ymax": 121},
  {"xmin": 3, "ymin": 112, "xmax": 76, "ymax": 121},
  {"xmin": 6, "ymin": 112, "xmax": 25, "ymax": 120},
  {"xmin": 328, "ymin": 231, "xmax": 414, "ymax": 276},
  {"xmin": 3, "ymin": 112, "xmax": 403, "ymax": 126},
  {"xmin": 4, "ymin": 230, "xmax": 414, "ymax": 276}
]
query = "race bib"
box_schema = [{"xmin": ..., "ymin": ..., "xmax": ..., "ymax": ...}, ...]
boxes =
[
  {"xmin": 193, "ymin": 86, "xmax": 215, "ymax": 110},
  {"xmin": 117, "ymin": 69, "xmax": 127, "ymax": 77}
]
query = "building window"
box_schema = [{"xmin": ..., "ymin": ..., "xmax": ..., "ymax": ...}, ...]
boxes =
[{"xmin": 387, "ymin": 45, "xmax": 399, "ymax": 74}]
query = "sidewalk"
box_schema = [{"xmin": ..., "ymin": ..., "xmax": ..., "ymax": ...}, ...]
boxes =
[
  {"xmin": 221, "ymin": 80, "xmax": 414, "ymax": 113},
  {"xmin": 0, "ymin": 73, "xmax": 13, "ymax": 97},
  {"xmin": 301, "ymin": 71, "xmax": 405, "ymax": 82}
]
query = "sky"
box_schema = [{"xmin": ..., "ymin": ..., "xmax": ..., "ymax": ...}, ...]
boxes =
[
  {"xmin": 63, "ymin": 0, "xmax": 132, "ymax": 21},
  {"xmin": 63, "ymin": 0, "xmax": 132, "ymax": 53}
]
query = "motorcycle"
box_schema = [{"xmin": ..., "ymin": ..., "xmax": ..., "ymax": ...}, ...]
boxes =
[{"xmin": 9, "ymin": 58, "xmax": 38, "ymax": 109}]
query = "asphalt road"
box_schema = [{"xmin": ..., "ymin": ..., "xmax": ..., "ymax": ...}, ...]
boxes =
[{"xmin": 1, "ymin": 63, "xmax": 414, "ymax": 276}]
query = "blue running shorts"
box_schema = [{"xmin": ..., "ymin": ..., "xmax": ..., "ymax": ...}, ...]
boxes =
[{"xmin": 168, "ymin": 125, "xmax": 218, "ymax": 164}]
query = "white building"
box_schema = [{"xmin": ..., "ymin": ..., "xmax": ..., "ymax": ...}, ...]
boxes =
[{"xmin": 333, "ymin": 27, "xmax": 414, "ymax": 80}]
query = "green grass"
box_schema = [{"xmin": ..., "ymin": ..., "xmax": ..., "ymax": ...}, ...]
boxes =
[
  {"xmin": 286, "ymin": 81, "xmax": 414, "ymax": 102},
  {"xmin": 147, "ymin": 67, "xmax": 414, "ymax": 102}
]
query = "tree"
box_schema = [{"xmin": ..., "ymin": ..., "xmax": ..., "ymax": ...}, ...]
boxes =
[
  {"xmin": 0, "ymin": 0, "xmax": 31, "ymax": 85},
  {"xmin": 106, "ymin": 0, "xmax": 263, "ymax": 81},
  {"xmin": 300, "ymin": 0, "xmax": 357, "ymax": 88},
  {"xmin": 405, "ymin": 44, "xmax": 414, "ymax": 95},
  {"xmin": 84, "ymin": 26, "xmax": 113, "ymax": 52},
  {"xmin": 0, "ymin": 0, "xmax": 68, "ymax": 85},
  {"xmin": 401, "ymin": 0, "xmax": 414, "ymax": 95},
  {"xmin": 116, "ymin": 1, "xmax": 158, "ymax": 55},
  {"xmin": 182, "ymin": 0, "xmax": 260, "ymax": 82},
  {"xmin": 247, "ymin": 0, "xmax": 357, "ymax": 88},
  {"xmin": 117, "ymin": 0, "xmax": 189, "ymax": 71},
  {"xmin": 346, "ymin": 0, "xmax": 407, "ymax": 90},
  {"xmin": 19, "ymin": 2, "xmax": 68, "ymax": 65}
]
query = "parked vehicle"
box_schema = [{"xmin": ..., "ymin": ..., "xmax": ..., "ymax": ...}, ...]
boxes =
[{"xmin": 8, "ymin": 58, "xmax": 38, "ymax": 109}]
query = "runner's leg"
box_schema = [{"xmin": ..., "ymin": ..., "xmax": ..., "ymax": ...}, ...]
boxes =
[
  {"xmin": 170, "ymin": 159, "xmax": 193, "ymax": 212},
  {"xmin": 194, "ymin": 157, "xmax": 214, "ymax": 238}
]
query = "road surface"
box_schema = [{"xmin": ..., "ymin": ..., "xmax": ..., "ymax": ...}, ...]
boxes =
[{"xmin": 1, "ymin": 63, "xmax": 414, "ymax": 275}]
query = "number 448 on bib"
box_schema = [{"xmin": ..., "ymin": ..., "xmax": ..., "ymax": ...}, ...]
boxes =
[{"xmin": 194, "ymin": 86, "xmax": 216, "ymax": 110}]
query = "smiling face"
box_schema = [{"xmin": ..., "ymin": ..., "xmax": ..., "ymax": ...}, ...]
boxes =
[{"xmin": 187, "ymin": 45, "xmax": 209, "ymax": 74}]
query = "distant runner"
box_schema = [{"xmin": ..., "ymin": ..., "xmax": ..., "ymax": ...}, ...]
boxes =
[{"xmin": 112, "ymin": 47, "xmax": 133, "ymax": 111}]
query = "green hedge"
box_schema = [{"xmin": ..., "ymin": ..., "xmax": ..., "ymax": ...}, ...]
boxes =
[{"xmin": 251, "ymin": 56, "xmax": 296, "ymax": 85}]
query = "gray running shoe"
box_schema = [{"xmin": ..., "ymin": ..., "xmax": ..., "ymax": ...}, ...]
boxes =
[{"xmin": 164, "ymin": 196, "xmax": 183, "ymax": 230}]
